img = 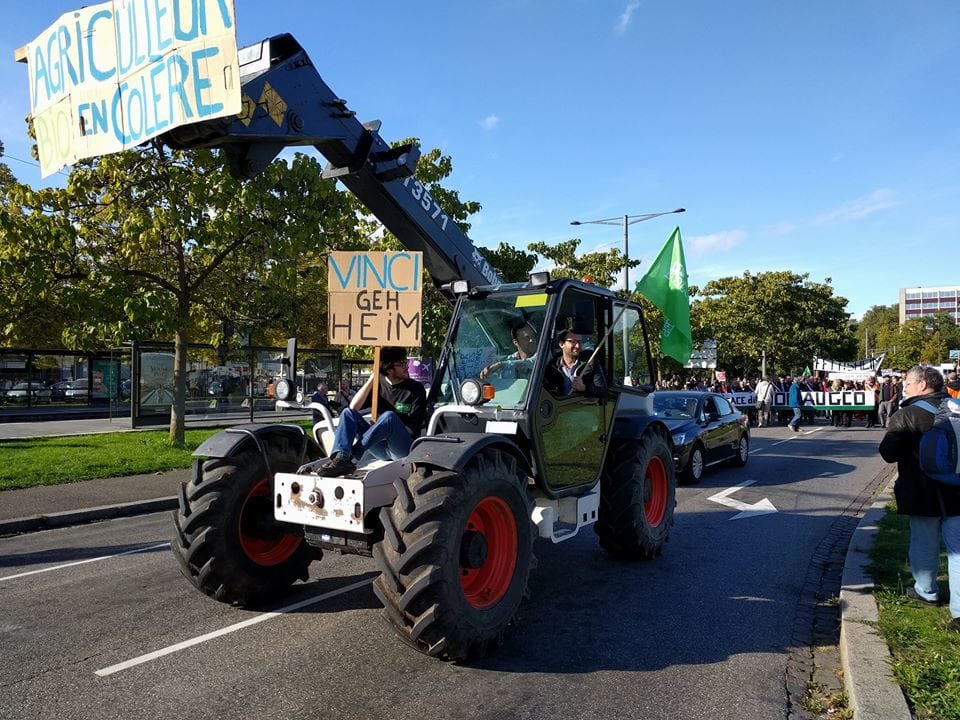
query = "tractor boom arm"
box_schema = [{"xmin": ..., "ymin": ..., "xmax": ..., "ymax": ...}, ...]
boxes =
[{"xmin": 161, "ymin": 33, "xmax": 501, "ymax": 292}]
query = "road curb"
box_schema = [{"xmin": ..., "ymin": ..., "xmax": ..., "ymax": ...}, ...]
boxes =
[
  {"xmin": 0, "ymin": 497, "xmax": 177, "ymax": 536},
  {"xmin": 839, "ymin": 488, "xmax": 911, "ymax": 720}
]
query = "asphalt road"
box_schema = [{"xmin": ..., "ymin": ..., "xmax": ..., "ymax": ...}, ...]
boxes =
[{"xmin": 0, "ymin": 424, "xmax": 890, "ymax": 720}]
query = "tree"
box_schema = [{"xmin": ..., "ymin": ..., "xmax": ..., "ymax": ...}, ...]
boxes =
[
  {"xmin": 348, "ymin": 143, "xmax": 502, "ymax": 358},
  {"xmin": 856, "ymin": 304, "xmax": 899, "ymax": 359},
  {"xmin": 486, "ymin": 242, "xmax": 538, "ymax": 283},
  {"xmin": 1, "ymin": 143, "xmax": 358, "ymax": 446},
  {"xmin": 691, "ymin": 271, "xmax": 856, "ymax": 378},
  {"xmin": 527, "ymin": 238, "xmax": 635, "ymax": 289}
]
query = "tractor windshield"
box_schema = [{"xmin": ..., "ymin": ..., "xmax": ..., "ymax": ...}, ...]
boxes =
[{"xmin": 433, "ymin": 291, "xmax": 549, "ymax": 409}]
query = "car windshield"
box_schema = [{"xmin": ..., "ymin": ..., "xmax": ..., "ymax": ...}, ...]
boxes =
[
  {"xmin": 433, "ymin": 291, "xmax": 547, "ymax": 409},
  {"xmin": 653, "ymin": 393, "xmax": 699, "ymax": 420}
]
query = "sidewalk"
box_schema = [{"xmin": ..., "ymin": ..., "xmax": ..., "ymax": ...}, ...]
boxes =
[
  {"xmin": 0, "ymin": 418, "xmax": 911, "ymax": 718},
  {"xmin": 0, "ymin": 469, "xmax": 189, "ymax": 534}
]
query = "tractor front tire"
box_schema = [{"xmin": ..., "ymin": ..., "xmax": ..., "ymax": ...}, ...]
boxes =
[
  {"xmin": 595, "ymin": 429, "xmax": 677, "ymax": 560},
  {"xmin": 171, "ymin": 441, "xmax": 314, "ymax": 606},
  {"xmin": 373, "ymin": 449, "xmax": 535, "ymax": 661}
]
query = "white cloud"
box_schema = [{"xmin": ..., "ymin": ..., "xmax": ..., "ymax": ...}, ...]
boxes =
[
  {"xmin": 764, "ymin": 222, "xmax": 796, "ymax": 237},
  {"xmin": 686, "ymin": 229, "xmax": 746, "ymax": 259},
  {"xmin": 615, "ymin": 1, "xmax": 641, "ymax": 35},
  {"xmin": 480, "ymin": 115, "xmax": 500, "ymax": 130},
  {"xmin": 812, "ymin": 188, "xmax": 899, "ymax": 225}
]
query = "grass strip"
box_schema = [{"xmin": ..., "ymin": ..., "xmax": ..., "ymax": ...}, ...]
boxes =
[
  {"xmin": 868, "ymin": 503, "xmax": 960, "ymax": 720},
  {"xmin": 0, "ymin": 421, "xmax": 316, "ymax": 491},
  {"xmin": 0, "ymin": 430, "xmax": 218, "ymax": 490}
]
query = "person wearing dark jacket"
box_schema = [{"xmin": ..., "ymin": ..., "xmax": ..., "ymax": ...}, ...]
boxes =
[
  {"xmin": 879, "ymin": 365, "xmax": 960, "ymax": 631},
  {"xmin": 551, "ymin": 328, "xmax": 607, "ymax": 398},
  {"xmin": 319, "ymin": 347, "xmax": 426, "ymax": 477}
]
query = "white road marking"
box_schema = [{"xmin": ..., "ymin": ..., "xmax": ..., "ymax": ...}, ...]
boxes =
[
  {"xmin": 707, "ymin": 479, "xmax": 777, "ymax": 520},
  {"xmin": 94, "ymin": 578, "xmax": 374, "ymax": 676},
  {"xmin": 0, "ymin": 542, "xmax": 170, "ymax": 582},
  {"xmin": 768, "ymin": 426, "xmax": 822, "ymax": 447}
]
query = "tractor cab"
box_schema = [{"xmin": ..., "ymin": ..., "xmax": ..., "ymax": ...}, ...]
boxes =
[{"xmin": 426, "ymin": 276, "xmax": 657, "ymax": 497}]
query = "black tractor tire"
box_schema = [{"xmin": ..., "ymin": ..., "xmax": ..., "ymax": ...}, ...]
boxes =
[
  {"xmin": 372, "ymin": 449, "xmax": 535, "ymax": 661},
  {"xmin": 595, "ymin": 429, "xmax": 677, "ymax": 560},
  {"xmin": 680, "ymin": 442, "xmax": 705, "ymax": 485},
  {"xmin": 730, "ymin": 431, "xmax": 749, "ymax": 467},
  {"xmin": 171, "ymin": 440, "xmax": 314, "ymax": 606}
]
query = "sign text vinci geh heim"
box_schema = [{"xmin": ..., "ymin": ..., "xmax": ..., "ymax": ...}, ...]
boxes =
[{"xmin": 327, "ymin": 251, "xmax": 423, "ymax": 347}]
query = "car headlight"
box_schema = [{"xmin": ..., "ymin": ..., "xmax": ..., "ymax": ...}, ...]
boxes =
[{"xmin": 672, "ymin": 432, "xmax": 687, "ymax": 446}]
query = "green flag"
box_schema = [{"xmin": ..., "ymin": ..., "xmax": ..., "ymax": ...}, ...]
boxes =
[{"xmin": 636, "ymin": 227, "xmax": 692, "ymax": 364}]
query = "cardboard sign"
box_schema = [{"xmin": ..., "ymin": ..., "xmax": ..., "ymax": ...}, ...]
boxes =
[
  {"xmin": 328, "ymin": 251, "xmax": 423, "ymax": 347},
  {"xmin": 23, "ymin": 0, "xmax": 241, "ymax": 177}
]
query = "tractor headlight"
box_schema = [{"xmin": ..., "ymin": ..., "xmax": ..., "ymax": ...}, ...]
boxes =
[
  {"xmin": 274, "ymin": 378, "xmax": 294, "ymax": 401},
  {"xmin": 461, "ymin": 378, "xmax": 483, "ymax": 405},
  {"xmin": 672, "ymin": 432, "xmax": 687, "ymax": 446}
]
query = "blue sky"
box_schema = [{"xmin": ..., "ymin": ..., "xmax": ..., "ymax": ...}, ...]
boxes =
[{"xmin": 3, "ymin": 1, "xmax": 959, "ymax": 320}]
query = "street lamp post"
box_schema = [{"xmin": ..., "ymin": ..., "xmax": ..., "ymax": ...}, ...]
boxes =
[
  {"xmin": 570, "ymin": 208, "xmax": 686, "ymax": 293},
  {"xmin": 570, "ymin": 208, "xmax": 685, "ymax": 381}
]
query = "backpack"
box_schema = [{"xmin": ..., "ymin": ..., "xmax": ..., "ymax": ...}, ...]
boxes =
[{"xmin": 916, "ymin": 399, "xmax": 960, "ymax": 486}]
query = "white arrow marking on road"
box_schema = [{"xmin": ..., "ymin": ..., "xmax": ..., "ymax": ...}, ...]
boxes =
[{"xmin": 707, "ymin": 479, "xmax": 777, "ymax": 521}]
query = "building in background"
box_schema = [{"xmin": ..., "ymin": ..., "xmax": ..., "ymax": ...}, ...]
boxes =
[{"xmin": 900, "ymin": 285, "xmax": 960, "ymax": 325}]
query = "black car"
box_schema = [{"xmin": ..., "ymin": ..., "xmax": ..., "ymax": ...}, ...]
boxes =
[{"xmin": 652, "ymin": 391, "xmax": 750, "ymax": 484}]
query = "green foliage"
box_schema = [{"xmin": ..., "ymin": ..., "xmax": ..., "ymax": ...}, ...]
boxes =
[
  {"xmin": 528, "ymin": 237, "xmax": 635, "ymax": 289},
  {"xmin": 856, "ymin": 303, "xmax": 900, "ymax": 359},
  {"xmin": 346, "ymin": 140, "xmax": 487, "ymax": 357},
  {"xmin": 690, "ymin": 271, "xmax": 856, "ymax": 377},
  {"xmin": 856, "ymin": 306, "xmax": 960, "ymax": 370},
  {"xmin": 485, "ymin": 242, "xmax": 538, "ymax": 282}
]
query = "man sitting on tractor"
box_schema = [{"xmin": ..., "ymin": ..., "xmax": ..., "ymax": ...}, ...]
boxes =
[
  {"xmin": 480, "ymin": 320, "xmax": 539, "ymax": 380},
  {"xmin": 319, "ymin": 347, "xmax": 426, "ymax": 477},
  {"xmin": 553, "ymin": 328, "xmax": 607, "ymax": 398}
]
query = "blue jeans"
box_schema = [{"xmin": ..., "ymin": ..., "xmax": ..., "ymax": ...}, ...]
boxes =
[
  {"xmin": 331, "ymin": 408, "xmax": 412, "ymax": 462},
  {"xmin": 790, "ymin": 408, "xmax": 802, "ymax": 430},
  {"xmin": 909, "ymin": 515, "xmax": 960, "ymax": 619}
]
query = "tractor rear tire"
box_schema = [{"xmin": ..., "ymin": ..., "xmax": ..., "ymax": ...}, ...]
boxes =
[
  {"xmin": 171, "ymin": 441, "xmax": 314, "ymax": 606},
  {"xmin": 373, "ymin": 449, "xmax": 535, "ymax": 661},
  {"xmin": 595, "ymin": 429, "xmax": 676, "ymax": 560}
]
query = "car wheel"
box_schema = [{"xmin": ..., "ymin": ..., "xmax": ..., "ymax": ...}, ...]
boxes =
[
  {"xmin": 730, "ymin": 432, "xmax": 749, "ymax": 467},
  {"xmin": 680, "ymin": 442, "xmax": 705, "ymax": 485}
]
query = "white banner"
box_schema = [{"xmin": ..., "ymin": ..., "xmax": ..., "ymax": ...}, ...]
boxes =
[
  {"xmin": 813, "ymin": 354, "xmax": 885, "ymax": 374},
  {"xmin": 24, "ymin": 0, "xmax": 240, "ymax": 177},
  {"xmin": 772, "ymin": 390, "xmax": 874, "ymax": 409}
]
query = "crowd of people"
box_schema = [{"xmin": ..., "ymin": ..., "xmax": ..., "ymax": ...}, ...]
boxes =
[{"xmin": 655, "ymin": 369, "xmax": 960, "ymax": 429}]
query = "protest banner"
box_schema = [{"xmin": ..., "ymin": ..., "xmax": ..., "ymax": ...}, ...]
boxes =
[
  {"xmin": 20, "ymin": 0, "xmax": 241, "ymax": 177},
  {"xmin": 771, "ymin": 390, "xmax": 874, "ymax": 411},
  {"xmin": 813, "ymin": 354, "xmax": 885, "ymax": 379},
  {"xmin": 722, "ymin": 392, "xmax": 756, "ymax": 408},
  {"xmin": 327, "ymin": 251, "xmax": 423, "ymax": 347}
]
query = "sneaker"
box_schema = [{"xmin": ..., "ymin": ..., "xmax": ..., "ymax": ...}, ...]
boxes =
[
  {"xmin": 949, "ymin": 618, "xmax": 960, "ymax": 632},
  {"xmin": 790, "ymin": 424, "xmax": 799, "ymax": 432},
  {"xmin": 319, "ymin": 454, "xmax": 356, "ymax": 477},
  {"xmin": 905, "ymin": 587, "xmax": 941, "ymax": 607}
]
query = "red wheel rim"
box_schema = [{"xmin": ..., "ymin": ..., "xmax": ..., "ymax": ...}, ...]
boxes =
[
  {"xmin": 238, "ymin": 477, "xmax": 302, "ymax": 565},
  {"xmin": 644, "ymin": 455, "xmax": 668, "ymax": 527},
  {"xmin": 460, "ymin": 496, "xmax": 518, "ymax": 609}
]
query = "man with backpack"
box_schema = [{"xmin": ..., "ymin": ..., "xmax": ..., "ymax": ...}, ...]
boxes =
[{"xmin": 879, "ymin": 365, "xmax": 960, "ymax": 632}]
